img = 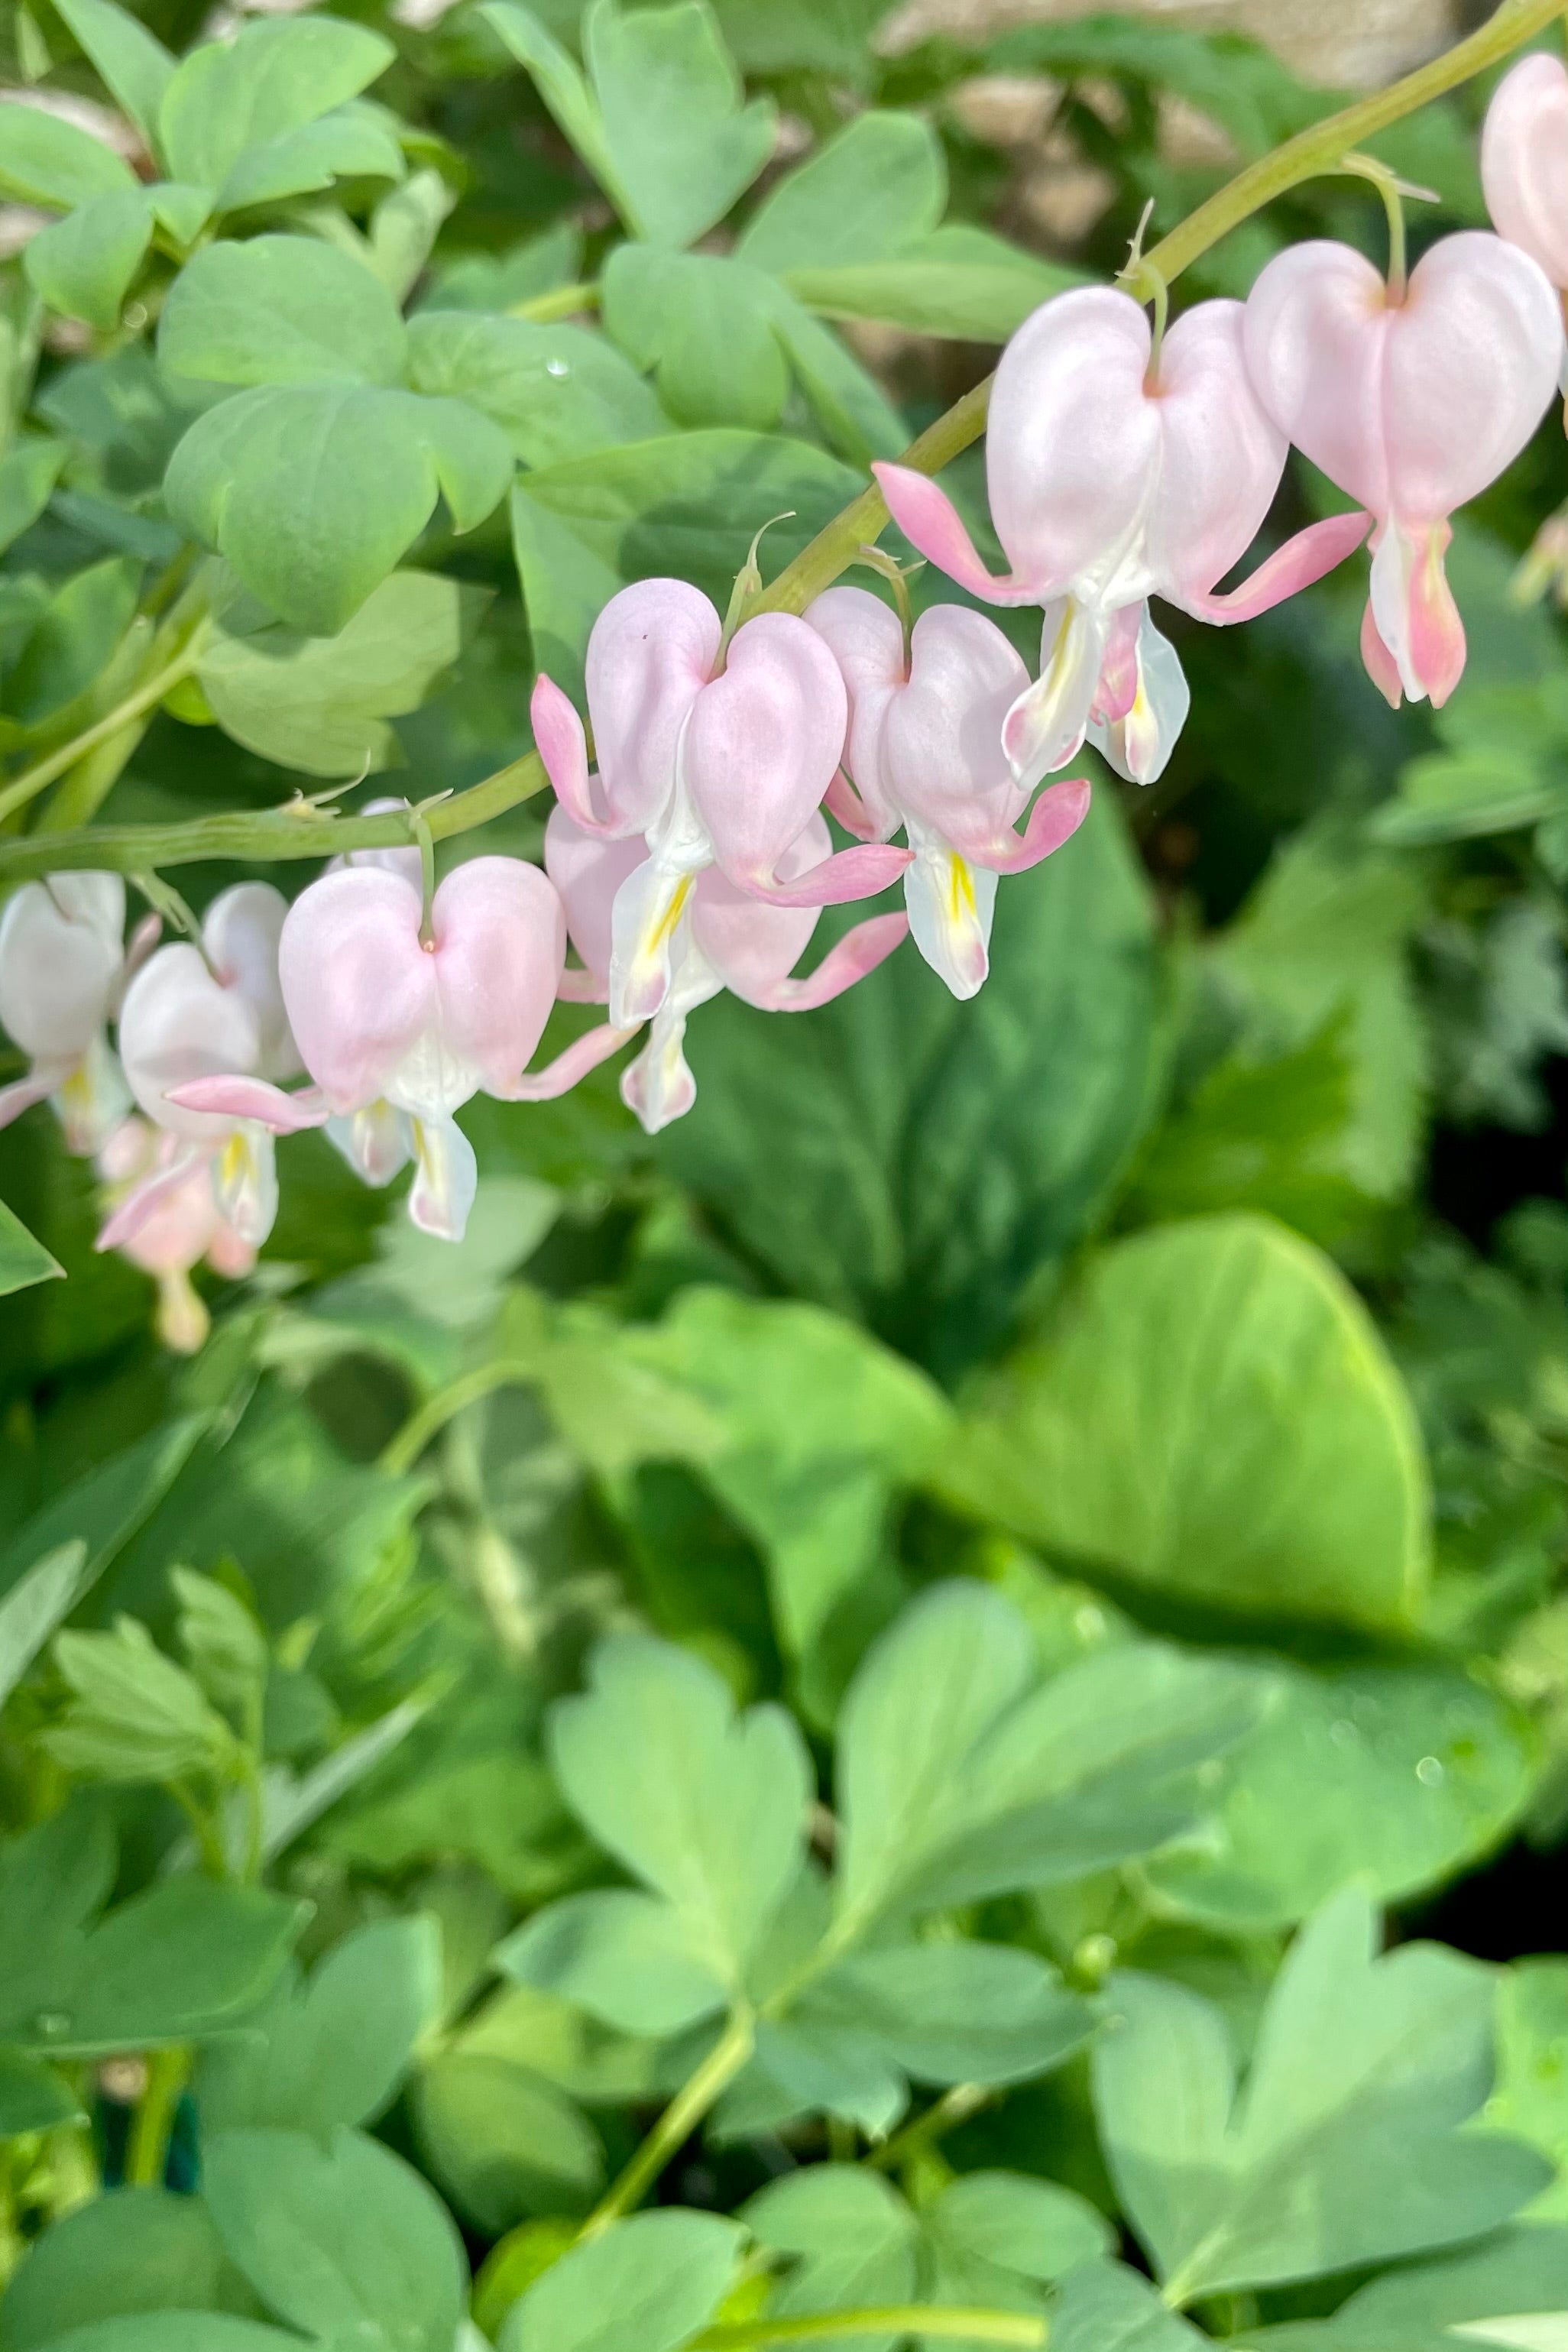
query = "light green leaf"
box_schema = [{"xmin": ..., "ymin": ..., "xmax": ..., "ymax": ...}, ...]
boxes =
[
  {"xmin": 796, "ymin": 1940, "xmax": 1093, "ymax": 2089},
  {"xmin": 601, "ymin": 246, "xmax": 787, "ymax": 431},
  {"xmin": 0, "ymin": 2186, "xmax": 232, "ymax": 2347},
  {"xmin": 764, "ymin": 286, "xmax": 905, "ymax": 465},
  {"xmin": 925, "ymin": 2172, "xmax": 1113, "ymax": 2286},
  {"xmin": 707, "ymin": 0, "xmax": 889, "ymax": 76},
  {"xmin": 0, "ymin": 1192, "xmax": 63, "ymax": 1294},
  {"xmin": 1142, "ymin": 1660, "xmax": 1535, "ymax": 1930},
  {"xmin": 146, "ymin": 178, "xmax": 212, "ymax": 249},
  {"xmin": 413, "ymin": 2052, "xmax": 603, "ymax": 2236},
  {"xmin": 407, "ymin": 309, "xmax": 665, "ymax": 465},
  {"xmin": 944, "ymin": 1214, "xmax": 1430, "ymax": 1631},
  {"xmin": 51, "ymin": 0, "xmax": 174, "ymax": 147},
  {"xmin": 481, "ymin": 5, "xmax": 624, "ymax": 222},
  {"xmin": 172, "ymin": 1566, "xmax": 266, "ymax": 1718},
  {"xmin": 1279, "ymin": 2224, "xmax": 1568, "ymax": 2352},
  {"xmin": 199, "ymin": 1917, "xmax": 440, "ymax": 2139},
  {"xmin": 157, "ymin": 15, "xmax": 393, "ymax": 195},
  {"xmin": 507, "ymin": 481, "xmax": 619, "ymax": 703},
  {"xmin": 4, "ymin": 552, "xmax": 140, "ymax": 725},
  {"xmin": 1487, "ymin": 1961, "xmax": 1568, "ymax": 2222},
  {"xmin": 738, "ymin": 110, "xmax": 944, "ymax": 273},
  {"xmin": 496, "ymin": 1888, "xmax": 730, "ymax": 2036},
  {"xmin": 834, "ymin": 1581, "xmax": 1263, "ymax": 1929},
  {"xmin": 9, "ymin": 2319, "xmax": 300, "ymax": 2352},
  {"xmin": 24, "ymin": 190, "xmax": 151, "ymax": 328},
  {"xmin": 198, "ymin": 569, "xmax": 477, "ymax": 779},
  {"xmin": 659, "ymin": 792, "xmax": 1158, "ymax": 1376},
  {"xmin": 0, "ymin": 1538, "xmax": 87, "ymax": 1712},
  {"xmin": 500, "ymin": 2208, "xmax": 744, "ymax": 2352},
  {"xmin": 43, "ymin": 1615, "xmax": 235, "ymax": 1784},
  {"xmin": 743, "ymin": 2167, "xmax": 918, "ymax": 2352},
  {"xmin": 0, "ymin": 98, "xmax": 136, "ymax": 206},
  {"xmin": 583, "ymin": 0, "xmax": 775, "ymax": 248},
  {"xmin": 166, "ymin": 383, "xmax": 512, "ymax": 634},
  {"xmin": 0, "ymin": 1417, "xmax": 209, "ymax": 1602},
  {"xmin": 549, "ymin": 1634, "xmax": 811, "ymax": 1983},
  {"xmin": 785, "ymin": 225, "xmax": 1080, "ymax": 340},
  {"xmin": 0, "ymin": 436, "xmax": 66, "ymax": 555},
  {"xmin": 0, "ymin": 1872, "xmax": 302, "ymax": 2056},
  {"xmin": 0, "ymin": 2046, "xmax": 81, "ymax": 2140},
  {"xmin": 615, "ymin": 1285, "xmax": 949, "ymax": 1680},
  {"xmin": 204, "ymin": 2127, "xmax": 465, "ymax": 2352},
  {"xmin": 1093, "ymin": 1887, "xmax": 1551, "ymax": 2301},
  {"xmin": 159, "ymin": 235, "xmax": 407, "ymax": 389},
  {"xmin": 1048, "ymin": 2261, "xmax": 1212, "ymax": 2352},
  {"xmin": 215, "ymin": 104, "xmax": 406, "ymax": 216}
]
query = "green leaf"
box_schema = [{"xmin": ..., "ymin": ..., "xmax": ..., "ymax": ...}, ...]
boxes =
[
  {"xmin": 1142, "ymin": 1660, "xmax": 1536, "ymax": 1930},
  {"xmin": 0, "ymin": 1872, "xmax": 302, "ymax": 2056},
  {"xmin": 659, "ymin": 792, "xmax": 1159, "ymax": 1375},
  {"xmin": 601, "ymin": 247, "xmax": 788, "ymax": 432},
  {"xmin": 0, "ymin": 99, "xmax": 136, "ymax": 207},
  {"xmin": 4, "ymin": 551, "xmax": 141, "ymax": 727},
  {"xmin": 0, "ymin": 1419, "xmax": 209, "ymax": 1612},
  {"xmin": 509, "ymin": 429, "xmax": 859, "ymax": 697},
  {"xmin": 0, "ymin": 2186, "xmax": 235, "ymax": 2347},
  {"xmin": 43, "ymin": 1615, "xmax": 237, "ymax": 1783},
  {"xmin": 198, "ymin": 1917, "xmax": 441, "ymax": 2138},
  {"xmin": 742, "ymin": 2167, "xmax": 918, "ymax": 2352},
  {"xmin": 203, "ymin": 2127, "xmax": 465, "ymax": 2352},
  {"xmin": 157, "ymin": 15, "xmax": 394, "ymax": 196},
  {"xmin": 0, "ymin": 1539, "xmax": 88, "ymax": 1712},
  {"xmin": 172, "ymin": 1567, "xmax": 266, "ymax": 1718},
  {"xmin": 944, "ymin": 1214, "xmax": 1430, "ymax": 1632},
  {"xmin": 706, "ymin": 0, "xmax": 887, "ymax": 76},
  {"xmin": 737, "ymin": 110, "xmax": 944, "ymax": 272},
  {"xmin": 784, "ymin": 227, "xmax": 1079, "ymax": 341},
  {"xmin": 0, "ymin": 2046, "xmax": 81, "ymax": 2139},
  {"xmin": 795, "ymin": 1940, "xmax": 1093, "ymax": 2088},
  {"xmin": 1486, "ymin": 1961, "xmax": 1568, "ymax": 2222},
  {"xmin": 583, "ymin": 0, "xmax": 774, "ymax": 247},
  {"xmin": 500, "ymin": 2208, "xmax": 744, "ymax": 2352},
  {"xmin": 51, "ymin": 0, "xmax": 174, "ymax": 147},
  {"xmin": 215, "ymin": 105, "xmax": 406, "ymax": 216},
  {"xmin": 197, "ymin": 569, "xmax": 477, "ymax": 779},
  {"xmin": 834, "ymin": 1581, "xmax": 1263, "ymax": 1929},
  {"xmin": 24, "ymin": 190, "xmax": 151, "ymax": 329},
  {"xmin": 413, "ymin": 2052, "xmax": 603, "ymax": 2235},
  {"xmin": 549, "ymin": 1633, "xmax": 811, "ymax": 1983},
  {"xmin": 165, "ymin": 383, "xmax": 512, "ymax": 634},
  {"xmin": 0, "ymin": 1192, "xmax": 63, "ymax": 1294},
  {"xmin": 0, "ymin": 436, "xmax": 66, "ymax": 556},
  {"xmin": 407, "ymin": 309, "xmax": 666, "ymax": 465},
  {"xmin": 497, "ymin": 1888, "xmax": 730, "ymax": 2036},
  {"xmin": 923, "ymin": 2172, "xmax": 1113, "ymax": 2289},
  {"xmin": 15, "ymin": 2323, "xmax": 302, "ymax": 2352},
  {"xmin": 1092, "ymin": 1887, "xmax": 1551, "ymax": 2301},
  {"xmin": 614, "ymin": 1286, "xmax": 949, "ymax": 1684},
  {"xmin": 159, "ymin": 235, "xmax": 408, "ymax": 389},
  {"xmin": 1277, "ymin": 2224, "xmax": 1568, "ymax": 2352},
  {"xmin": 481, "ymin": 5, "xmax": 624, "ymax": 219},
  {"xmin": 370, "ymin": 170, "xmax": 456, "ymax": 306},
  {"xmin": 1048, "ymin": 2261, "xmax": 1211, "ymax": 2352}
]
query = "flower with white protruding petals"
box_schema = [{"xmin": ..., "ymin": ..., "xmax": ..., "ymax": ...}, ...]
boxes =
[{"xmin": 0, "ymin": 873, "xmax": 150, "ymax": 1154}]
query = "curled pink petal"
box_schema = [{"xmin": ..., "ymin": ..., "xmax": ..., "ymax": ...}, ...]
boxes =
[
  {"xmin": 969, "ymin": 777, "xmax": 1092, "ymax": 874},
  {"xmin": 96, "ymin": 1148, "xmax": 206, "ymax": 1253},
  {"xmin": 737, "ymin": 841, "xmax": 912, "ymax": 909},
  {"xmin": 1482, "ymin": 53, "xmax": 1568, "ymax": 290},
  {"xmin": 532, "ymin": 673, "xmax": 612, "ymax": 834},
  {"xmin": 1359, "ymin": 599, "xmax": 1404, "ymax": 709},
  {"xmin": 1178, "ymin": 510, "xmax": 1372, "ymax": 624},
  {"xmin": 1408, "ymin": 523, "xmax": 1466, "ymax": 709},
  {"xmin": 165, "ymin": 1076, "xmax": 329, "ymax": 1132},
  {"xmin": 872, "ymin": 464, "xmax": 1040, "ymax": 604},
  {"xmin": 740, "ymin": 912, "xmax": 909, "ymax": 1012},
  {"xmin": 499, "ymin": 1019, "xmax": 640, "ymax": 1101},
  {"xmin": 824, "ymin": 767, "xmax": 880, "ymax": 841}
]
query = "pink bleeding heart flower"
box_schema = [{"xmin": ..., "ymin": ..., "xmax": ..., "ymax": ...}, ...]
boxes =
[
  {"xmin": 871, "ymin": 287, "xmax": 1371, "ymax": 789},
  {"xmin": 107, "ymin": 882, "xmax": 300, "ymax": 1255},
  {"xmin": 806, "ymin": 588, "xmax": 1090, "ymax": 999},
  {"xmin": 0, "ymin": 873, "xmax": 153, "ymax": 1152},
  {"xmin": 167, "ymin": 857, "xmax": 636, "ymax": 1241},
  {"xmin": 1483, "ymin": 53, "xmax": 1568, "ymax": 306},
  {"xmin": 546, "ymin": 804, "xmax": 906, "ymax": 1133},
  {"xmin": 1243, "ymin": 230, "xmax": 1563, "ymax": 709},
  {"xmin": 97, "ymin": 1116, "xmax": 254, "ymax": 1354},
  {"xmin": 530, "ymin": 578, "xmax": 912, "ymax": 1028}
]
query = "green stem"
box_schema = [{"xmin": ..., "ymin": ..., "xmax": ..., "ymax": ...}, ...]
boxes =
[
  {"xmin": 578, "ymin": 2008, "xmax": 755, "ymax": 2241},
  {"xmin": 0, "ymin": 0, "xmax": 1557, "ymax": 890},
  {"xmin": 508, "ymin": 280, "xmax": 601, "ymax": 322},
  {"xmin": 694, "ymin": 2311, "xmax": 1046, "ymax": 2348},
  {"xmin": 865, "ymin": 2081, "xmax": 993, "ymax": 2172},
  {"xmin": 380, "ymin": 1359, "xmax": 532, "ymax": 1476},
  {"xmin": 124, "ymin": 2046, "xmax": 190, "ymax": 2189},
  {"xmin": 0, "ymin": 642, "xmax": 205, "ymax": 829}
]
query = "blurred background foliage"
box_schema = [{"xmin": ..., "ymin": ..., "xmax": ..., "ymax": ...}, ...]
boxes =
[{"xmin": 5, "ymin": 0, "xmax": 1568, "ymax": 2342}]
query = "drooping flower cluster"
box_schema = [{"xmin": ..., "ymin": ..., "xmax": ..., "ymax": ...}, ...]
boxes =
[{"xmin": 4, "ymin": 59, "xmax": 1567, "ymax": 1323}]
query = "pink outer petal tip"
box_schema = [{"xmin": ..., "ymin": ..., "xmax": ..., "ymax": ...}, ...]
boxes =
[
  {"xmin": 740, "ymin": 912, "xmax": 910, "ymax": 1012},
  {"xmin": 164, "ymin": 1077, "xmax": 331, "ymax": 1133},
  {"xmin": 967, "ymin": 777, "xmax": 1092, "ymax": 876},
  {"xmin": 497, "ymin": 1020, "xmax": 640, "ymax": 1101},
  {"xmin": 1177, "ymin": 510, "xmax": 1372, "ymax": 624},
  {"xmin": 736, "ymin": 841, "xmax": 912, "ymax": 909},
  {"xmin": 871, "ymin": 464, "xmax": 1042, "ymax": 606},
  {"xmin": 531, "ymin": 673, "xmax": 614, "ymax": 835},
  {"xmin": 96, "ymin": 1151, "xmax": 204, "ymax": 1254}
]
